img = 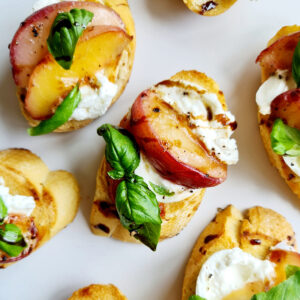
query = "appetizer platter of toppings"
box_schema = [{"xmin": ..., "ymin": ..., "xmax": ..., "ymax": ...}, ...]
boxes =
[{"xmin": 1, "ymin": 0, "xmax": 300, "ymax": 299}]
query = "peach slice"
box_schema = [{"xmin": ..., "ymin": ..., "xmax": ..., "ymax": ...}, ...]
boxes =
[
  {"xmin": 10, "ymin": 1, "xmax": 124, "ymax": 88},
  {"xmin": 24, "ymin": 26, "xmax": 132, "ymax": 120}
]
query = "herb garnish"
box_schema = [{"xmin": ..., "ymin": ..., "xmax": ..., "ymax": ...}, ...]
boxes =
[{"xmin": 292, "ymin": 39, "xmax": 300, "ymax": 87}]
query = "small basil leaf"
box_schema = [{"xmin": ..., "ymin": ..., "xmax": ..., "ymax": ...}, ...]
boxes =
[
  {"xmin": 47, "ymin": 8, "xmax": 94, "ymax": 69},
  {"xmin": 0, "ymin": 196, "xmax": 7, "ymax": 223},
  {"xmin": 149, "ymin": 182, "xmax": 175, "ymax": 196},
  {"xmin": 28, "ymin": 84, "xmax": 81, "ymax": 136},
  {"xmin": 98, "ymin": 124, "xmax": 140, "ymax": 175},
  {"xmin": 107, "ymin": 170, "xmax": 125, "ymax": 180},
  {"xmin": 0, "ymin": 241, "xmax": 26, "ymax": 257},
  {"xmin": 189, "ymin": 296, "xmax": 206, "ymax": 300},
  {"xmin": 251, "ymin": 270, "xmax": 300, "ymax": 300},
  {"xmin": 271, "ymin": 118, "xmax": 300, "ymax": 156},
  {"xmin": 1, "ymin": 224, "xmax": 23, "ymax": 243},
  {"xmin": 133, "ymin": 222, "xmax": 161, "ymax": 251},
  {"xmin": 286, "ymin": 265, "xmax": 300, "ymax": 278},
  {"xmin": 115, "ymin": 181, "xmax": 161, "ymax": 225},
  {"xmin": 292, "ymin": 39, "xmax": 300, "ymax": 87}
]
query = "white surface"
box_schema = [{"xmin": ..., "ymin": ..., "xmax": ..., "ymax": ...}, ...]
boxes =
[
  {"xmin": 154, "ymin": 80, "xmax": 238, "ymax": 165},
  {"xmin": 0, "ymin": 0, "xmax": 300, "ymax": 299},
  {"xmin": 195, "ymin": 248, "xmax": 275, "ymax": 300}
]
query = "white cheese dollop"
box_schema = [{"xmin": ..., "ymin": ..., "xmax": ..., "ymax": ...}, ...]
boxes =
[
  {"xmin": 195, "ymin": 248, "xmax": 275, "ymax": 300},
  {"xmin": 0, "ymin": 177, "xmax": 36, "ymax": 217},
  {"xmin": 271, "ymin": 241, "xmax": 296, "ymax": 252},
  {"xmin": 33, "ymin": 0, "xmax": 103, "ymax": 11},
  {"xmin": 153, "ymin": 81, "xmax": 238, "ymax": 165},
  {"xmin": 282, "ymin": 156, "xmax": 300, "ymax": 177},
  {"xmin": 70, "ymin": 71, "xmax": 118, "ymax": 121},
  {"xmin": 256, "ymin": 70, "xmax": 297, "ymax": 115},
  {"xmin": 135, "ymin": 154, "xmax": 199, "ymax": 203}
]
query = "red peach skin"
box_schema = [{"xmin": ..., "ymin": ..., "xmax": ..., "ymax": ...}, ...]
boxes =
[
  {"xmin": 129, "ymin": 90, "xmax": 227, "ymax": 189},
  {"xmin": 10, "ymin": 1, "xmax": 124, "ymax": 88}
]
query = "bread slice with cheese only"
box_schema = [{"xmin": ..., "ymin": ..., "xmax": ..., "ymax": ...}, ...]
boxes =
[
  {"xmin": 256, "ymin": 26, "xmax": 300, "ymax": 199},
  {"xmin": 68, "ymin": 284, "xmax": 127, "ymax": 300},
  {"xmin": 10, "ymin": 0, "xmax": 135, "ymax": 133},
  {"xmin": 90, "ymin": 70, "xmax": 238, "ymax": 250},
  {"xmin": 0, "ymin": 149, "xmax": 80, "ymax": 268},
  {"xmin": 183, "ymin": 0, "xmax": 237, "ymax": 16},
  {"xmin": 182, "ymin": 205, "xmax": 299, "ymax": 300}
]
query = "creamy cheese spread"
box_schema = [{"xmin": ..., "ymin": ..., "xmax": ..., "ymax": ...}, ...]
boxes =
[
  {"xmin": 0, "ymin": 177, "xmax": 36, "ymax": 217},
  {"xmin": 153, "ymin": 80, "xmax": 238, "ymax": 165},
  {"xmin": 195, "ymin": 248, "xmax": 275, "ymax": 300}
]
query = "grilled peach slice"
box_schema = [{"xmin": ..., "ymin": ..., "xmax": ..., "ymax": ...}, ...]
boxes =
[
  {"xmin": 24, "ymin": 26, "xmax": 132, "ymax": 120},
  {"xmin": 129, "ymin": 89, "xmax": 226, "ymax": 188},
  {"xmin": 256, "ymin": 31, "xmax": 300, "ymax": 81},
  {"xmin": 270, "ymin": 89, "xmax": 300, "ymax": 130},
  {"xmin": 10, "ymin": 1, "xmax": 124, "ymax": 88}
]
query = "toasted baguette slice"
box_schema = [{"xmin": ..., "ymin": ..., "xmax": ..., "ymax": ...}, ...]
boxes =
[
  {"xmin": 90, "ymin": 70, "xmax": 234, "ymax": 244},
  {"xmin": 182, "ymin": 205, "xmax": 296, "ymax": 300},
  {"xmin": 257, "ymin": 26, "xmax": 300, "ymax": 199},
  {"xmin": 0, "ymin": 149, "xmax": 80, "ymax": 268},
  {"xmin": 183, "ymin": 0, "xmax": 237, "ymax": 16},
  {"xmin": 68, "ymin": 284, "xmax": 127, "ymax": 300},
  {"xmin": 17, "ymin": 0, "xmax": 135, "ymax": 133}
]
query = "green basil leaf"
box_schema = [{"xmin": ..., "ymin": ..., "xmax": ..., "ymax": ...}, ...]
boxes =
[
  {"xmin": 150, "ymin": 182, "xmax": 175, "ymax": 196},
  {"xmin": 107, "ymin": 170, "xmax": 125, "ymax": 180},
  {"xmin": 1, "ymin": 224, "xmax": 23, "ymax": 243},
  {"xmin": 115, "ymin": 181, "xmax": 161, "ymax": 225},
  {"xmin": 47, "ymin": 8, "xmax": 94, "ymax": 69},
  {"xmin": 251, "ymin": 270, "xmax": 300, "ymax": 300},
  {"xmin": 0, "ymin": 196, "xmax": 7, "ymax": 223},
  {"xmin": 286, "ymin": 265, "xmax": 300, "ymax": 278},
  {"xmin": 0, "ymin": 240, "xmax": 26, "ymax": 257},
  {"xmin": 133, "ymin": 222, "xmax": 161, "ymax": 251},
  {"xmin": 188, "ymin": 296, "xmax": 206, "ymax": 300},
  {"xmin": 271, "ymin": 118, "xmax": 300, "ymax": 156},
  {"xmin": 28, "ymin": 84, "xmax": 81, "ymax": 136},
  {"xmin": 98, "ymin": 124, "xmax": 140, "ymax": 176},
  {"xmin": 292, "ymin": 39, "xmax": 300, "ymax": 87}
]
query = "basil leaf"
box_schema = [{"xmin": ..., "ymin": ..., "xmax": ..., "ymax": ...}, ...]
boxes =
[
  {"xmin": 251, "ymin": 271, "xmax": 300, "ymax": 300},
  {"xmin": 107, "ymin": 170, "xmax": 125, "ymax": 180},
  {"xmin": 292, "ymin": 39, "xmax": 300, "ymax": 87},
  {"xmin": 0, "ymin": 240, "xmax": 26, "ymax": 257},
  {"xmin": 47, "ymin": 8, "xmax": 94, "ymax": 69},
  {"xmin": 1, "ymin": 224, "xmax": 23, "ymax": 243},
  {"xmin": 286, "ymin": 265, "xmax": 300, "ymax": 278},
  {"xmin": 0, "ymin": 196, "xmax": 7, "ymax": 223},
  {"xmin": 189, "ymin": 296, "xmax": 206, "ymax": 300},
  {"xmin": 133, "ymin": 222, "xmax": 161, "ymax": 251},
  {"xmin": 271, "ymin": 118, "xmax": 300, "ymax": 156},
  {"xmin": 28, "ymin": 84, "xmax": 81, "ymax": 136},
  {"xmin": 98, "ymin": 124, "xmax": 140, "ymax": 176},
  {"xmin": 115, "ymin": 181, "xmax": 161, "ymax": 225},
  {"xmin": 150, "ymin": 182, "xmax": 175, "ymax": 196}
]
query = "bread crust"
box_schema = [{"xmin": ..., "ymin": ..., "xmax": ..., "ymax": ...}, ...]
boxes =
[
  {"xmin": 68, "ymin": 284, "xmax": 127, "ymax": 300},
  {"xmin": 182, "ymin": 205, "xmax": 296, "ymax": 300},
  {"xmin": 18, "ymin": 0, "xmax": 136, "ymax": 132},
  {"xmin": 257, "ymin": 26, "xmax": 300, "ymax": 199},
  {"xmin": 183, "ymin": 0, "xmax": 237, "ymax": 16},
  {"xmin": 0, "ymin": 149, "xmax": 80, "ymax": 268},
  {"xmin": 90, "ymin": 70, "xmax": 232, "ymax": 244}
]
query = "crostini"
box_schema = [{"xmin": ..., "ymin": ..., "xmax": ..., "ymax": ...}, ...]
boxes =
[
  {"xmin": 90, "ymin": 70, "xmax": 238, "ymax": 251},
  {"xmin": 256, "ymin": 26, "xmax": 300, "ymax": 199},
  {"xmin": 182, "ymin": 205, "xmax": 299, "ymax": 300},
  {"xmin": 68, "ymin": 284, "xmax": 127, "ymax": 300},
  {"xmin": 9, "ymin": 0, "xmax": 135, "ymax": 135},
  {"xmin": 0, "ymin": 148, "xmax": 79, "ymax": 268},
  {"xmin": 183, "ymin": 0, "xmax": 237, "ymax": 16}
]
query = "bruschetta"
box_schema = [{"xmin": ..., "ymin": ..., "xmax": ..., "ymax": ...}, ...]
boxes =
[
  {"xmin": 68, "ymin": 284, "xmax": 127, "ymax": 300},
  {"xmin": 9, "ymin": 0, "xmax": 135, "ymax": 135},
  {"xmin": 256, "ymin": 26, "xmax": 300, "ymax": 199},
  {"xmin": 183, "ymin": 0, "xmax": 237, "ymax": 16},
  {"xmin": 182, "ymin": 205, "xmax": 299, "ymax": 300},
  {"xmin": 0, "ymin": 148, "xmax": 79, "ymax": 268},
  {"xmin": 90, "ymin": 70, "xmax": 238, "ymax": 251}
]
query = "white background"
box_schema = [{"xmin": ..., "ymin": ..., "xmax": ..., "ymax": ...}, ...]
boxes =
[{"xmin": 1, "ymin": 0, "xmax": 300, "ymax": 299}]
